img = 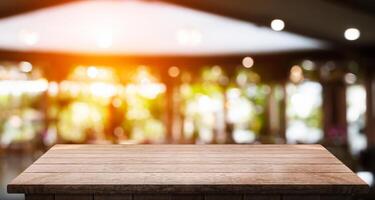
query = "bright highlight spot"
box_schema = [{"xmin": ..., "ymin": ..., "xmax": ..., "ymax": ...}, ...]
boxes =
[
  {"xmin": 87, "ymin": 66, "xmax": 98, "ymax": 78},
  {"xmin": 19, "ymin": 61, "xmax": 33, "ymax": 73},
  {"xmin": 271, "ymin": 19, "xmax": 285, "ymax": 31},
  {"xmin": 357, "ymin": 171, "xmax": 373, "ymax": 186},
  {"xmin": 344, "ymin": 28, "xmax": 360, "ymax": 41},
  {"xmin": 242, "ymin": 57, "xmax": 254, "ymax": 68}
]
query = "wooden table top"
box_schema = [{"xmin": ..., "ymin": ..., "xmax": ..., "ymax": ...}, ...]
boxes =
[{"xmin": 8, "ymin": 144, "xmax": 369, "ymax": 195}]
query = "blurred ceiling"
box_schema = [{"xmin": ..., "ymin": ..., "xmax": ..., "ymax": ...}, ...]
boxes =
[
  {"xmin": 164, "ymin": 0, "xmax": 375, "ymax": 47},
  {"xmin": 0, "ymin": 0, "xmax": 374, "ymax": 50},
  {"xmin": 0, "ymin": 0, "xmax": 324, "ymax": 55}
]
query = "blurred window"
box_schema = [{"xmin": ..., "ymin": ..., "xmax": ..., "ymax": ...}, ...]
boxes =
[
  {"xmin": 346, "ymin": 84, "xmax": 367, "ymax": 155},
  {"xmin": 0, "ymin": 62, "xmax": 46, "ymax": 147},
  {"xmin": 286, "ymin": 81, "xmax": 323, "ymax": 144}
]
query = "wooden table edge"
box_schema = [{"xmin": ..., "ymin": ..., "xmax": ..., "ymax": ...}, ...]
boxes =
[
  {"xmin": 7, "ymin": 183, "xmax": 370, "ymax": 195},
  {"xmin": 7, "ymin": 144, "xmax": 370, "ymax": 196}
]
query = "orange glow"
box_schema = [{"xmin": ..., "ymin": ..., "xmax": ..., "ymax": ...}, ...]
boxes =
[{"xmin": 168, "ymin": 66, "xmax": 180, "ymax": 77}]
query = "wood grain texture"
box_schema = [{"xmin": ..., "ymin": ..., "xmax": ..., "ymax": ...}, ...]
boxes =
[
  {"xmin": 7, "ymin": 144, "xmax": 369, "ymax": 195},
  {"xmin": 170, "ymin": 194, "xmax": 202, "ymax": 200},
  {"xmin": 134, "ymin": 195, "xmax": 170, "ymax": 200},
  {"xmin": 42, "ymin": 153, "xmax": 335, "ymax": 158},
  {"xmin": 319, "ymin": 195, "xmax": 352, "ymax": 200},
  {"xmin": 34, "ymin": 157, "xmax": 341, "ymax": 164},
  {"xmin": 244, "ymin": 195, "xmax": 280, "ymax": 200},
  {"xmin": 25, "ymin": 164, "xmax": 351, "ymax": 173},
  {"xmin": 205, "ymin": 194, "xmax": 242, "ymax": 200},
  {"xmin": 48, "ymin": 144, "xmax": 328, "ymax": 154},
  {"xmin": 9, "ymin": 172, "xmax": 365, "ymax": 185},
  {"xmin": 48, "ymin": 150, "xmax": 328, "ymax": 155},
  {"xmin": 55, "ymin": 194, "xmax": 93, "ymax": 200},
  {"xmin": 51, "ymin": 144, "xmax": 326, "ymax": 150},
  {"xmin": 25, "ymin": 194, "xmax": 54, "ymax": 200},
  {"xmin": 94, "ymin": 194, "xmax": 132, "ymax": 200},
  {"xmin": 283, "ymin": 195, "xmax": 320, "ymax": 200}
]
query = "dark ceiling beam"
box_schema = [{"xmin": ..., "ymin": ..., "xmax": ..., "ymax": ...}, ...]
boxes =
[
  {"xmin": 162, "ymin": 0, "xmax": 338, "ymax": 45},
  {"xmin": 0, "ymin": 0, "xmax": 75, "ymax": 19},
  {"xmin": 325, "ymin": 0, "xmax": 375, "ymax": 18}
]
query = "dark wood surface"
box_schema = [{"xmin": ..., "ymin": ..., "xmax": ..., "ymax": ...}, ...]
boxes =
[{"xmin": 7, "ymin": 144, "xmax": 368, "ymax": 196}]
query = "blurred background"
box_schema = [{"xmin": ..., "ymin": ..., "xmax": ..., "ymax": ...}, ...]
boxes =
[{"xmin": 0, "ymin": 0, "xmax": 375, "ymax": 199}]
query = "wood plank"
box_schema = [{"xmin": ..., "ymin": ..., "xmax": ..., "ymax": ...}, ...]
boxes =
[
  {"xmin": 94, "ymin": 194, "xmax": 132, "ymax": 200},
  {"xmin": 171, "ymin": 194, "xmax": 202, "ymax": 200},
  {"xmin": 244, "ymin": 195, "xmax": 281, "ymax": 200},
  {"xmin": 8, "ymin": 144, "xmax": 368, "ymax": 196},
  {"xmin": 205, "ymin": 194, "xmax": 242, "ymax": 200},
  {"xmin": 42, "ymin": 152, "xmax": 335, "ymax": 158},
  {"xmin": 48, "ymin": 144, "xmax": 328, "ymax": 154},
  {"xmin": 25, "ymin": 194, "xmax": 54, "ymax": 200},
  {"xmin": 51, "ymin": 144, "xmax": 326, "ymax": 150},
  {"xmin": 47, "ymin": 149, "xmax": 330, "ymax": 152},
  {"xmin": 134, "ymin": 195, "xmax": 170, "ymax": 200},
  {"xmin": 34, "ymin": 157, "xmax": 341, "ymax": 164},
  {"xmin": 49, "ymin": 145, "xmax": 326, "ymax": 149},
  {"xmin": 9, "ymin": 175, "xmax": 368, "ymax": 194},
  {"xmin": 8, "ymin": 172, "xmax": 365, "ymax": 189},
  {"xmin": 48, "ymin": 146, "xmax": 328, "ymax": 151},
  {"xmin": 25, "ymin": 164, "xmax": 351, "ymax": 173},
  {"xmin": 47, "ymin": 150, "xmax": 330, "ymax": 155},
  {"xmin": 55, "ymin": 194, "xmax": 93, "ymax": 200},
  {"xmin": 319, "ymin": 195, "xmax": 352, "ymax": 200},
  {"xmin": 283, "ymin": 195, "xmax": 320, "ymax": 200}
]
